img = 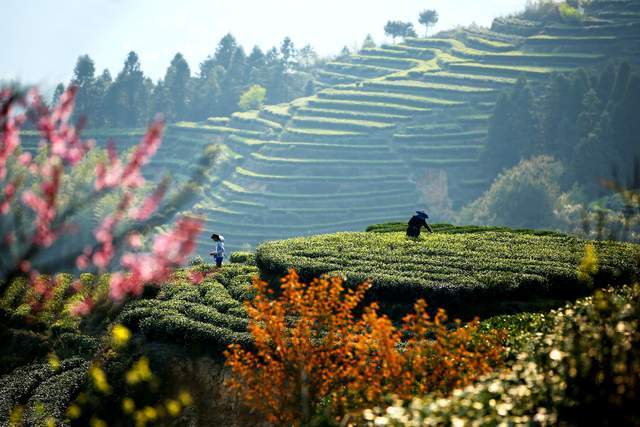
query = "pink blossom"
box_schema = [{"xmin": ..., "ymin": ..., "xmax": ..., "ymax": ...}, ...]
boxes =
[
  {"xmin": 18, "ymin": 152, "xmax": 32, "ymax": 166},
  {"xmin": 76, "ymin": 254, "xmax": 89, "ymax": 270},
  {"xmin": 20, "ymin": 260, "xmax": 31, "ymax": 272},
  {"xmin": 129, "ymin": 182, "xmax": 166, "ymax": 221},
  {"xmin": 127, "ymin": 232, "xmax": 143, "ymax": 249},
  {"xmin": 70, "ymin": 296, "xmax": 94, "ymax": 317},
  {"xmin": 108, "ymin": 217, "xmax": 202, "ymax": 302},
  {"xmin": 71, "ymin": 280, "xmax": 84, "ymax": 293},
  {"xmin": 189, "ymin": 271, "xmax": 205, "ymax": 285}
]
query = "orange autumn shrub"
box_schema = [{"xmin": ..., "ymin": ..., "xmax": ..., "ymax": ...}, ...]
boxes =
[{"xmin": 224, "ymin": 269, "xmax": 506, "ymax": 425}]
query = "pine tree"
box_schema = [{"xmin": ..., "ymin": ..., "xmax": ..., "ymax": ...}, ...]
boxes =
[
  {"xmin": 246, "ymin": 46, "xmax": 266, "ymax": 84},
  {"xmin": 51, "ymin": 83, "xmax": 65, "ymax": 107},
  {"xmin": 162, "ymin": 53, "xmax": 191, "ymax": 121},
  {"xmin": 219, "ymin": 47, "xmax": 246, "ymax": 114},
  {"xmin": 70, "ymin": 55, "xmax": 97, "ymax": 123},
  {"xmin": 362, "ymin": 34, "xmax": 376, "ymax": 49},
  {"xmin": 93, "ymin": 69, "xmax": 112, "ymax": 127},
  {"xmin": 483, "ymin": 76, "xmax": 539, "ymax": 175},
  {"xmin": 214, "ymin": 33, "xmax": 239, "ymax": 70},
  {"xmin": 106, "ymin": 51, "xmax": 151, "ymax": 127}
]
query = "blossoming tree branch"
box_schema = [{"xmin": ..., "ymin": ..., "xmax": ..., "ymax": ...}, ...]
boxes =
[{"xmin": 0, "ymin": 86, "xmax": 210, "ymax": 313}]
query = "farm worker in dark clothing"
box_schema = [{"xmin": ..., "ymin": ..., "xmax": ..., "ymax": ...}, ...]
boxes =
[
  {"xmin": 406, "ymin": 211, "xmax": 433, "ymax": 237},
  {"xmin": 210, "ymin": 233, "xmax": 225, "ymax": 267}
]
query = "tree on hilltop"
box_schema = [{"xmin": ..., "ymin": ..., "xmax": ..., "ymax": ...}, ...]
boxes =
[
  {"xmin": 384, "ymin": 20, "xmax": 416, "ymax": 43},
  {"xmin": 418, "ymin": 9, "xmax": 439, "ymax": 37},
  {"xmin": 362, "ymin": 34, "xmax": 376, "ymax": 49}
]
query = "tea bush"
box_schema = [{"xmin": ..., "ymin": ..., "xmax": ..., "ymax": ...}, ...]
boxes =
[
  {"xmin": 118, "ymin": 265, "xmax": 258, "ymax": 352},
  {"xmin": 256, "ymin": 230, "xmax": 640, "ymax": 315},
  {"xmin": 0, "ymin": 357, "xmax": 88, "ymax": 425}
]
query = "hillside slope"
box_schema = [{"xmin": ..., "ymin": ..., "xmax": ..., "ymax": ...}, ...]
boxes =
[
  {"xmin": 25, "ymin": 1, "xmax": 640, "ymax": 255},
  {"xmin": 171, "ymin": 0, "xmax": 640, "ymax": 253}
]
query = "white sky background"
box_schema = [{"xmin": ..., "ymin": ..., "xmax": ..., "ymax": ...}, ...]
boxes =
[{"xmin": 2, "ymin": 0, "xmax": 528, "ymax": 90}]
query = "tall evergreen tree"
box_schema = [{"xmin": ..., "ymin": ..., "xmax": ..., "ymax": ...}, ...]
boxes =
[
  {"xmin": 483, "ymin": 76, "xmax": 539, "ymax": 175},
  {"xmin": 264, "ymin": 47, "xmax": 285, "ymax": 104},
  {"xmin": 191, "ymin": 64, "xmax": 222, "ymax": 120},
  {"xmin": 162, "ymin": 53, "xmax": 191, "ymax": 121},
  {"xmin": 51, "ymin": 83, "xmax": 65, "ymax": 107},
  {"xmin": 298, "ymin": 44, "xmax": 317, "ymax": 71},
  {"xmin": 362, "ymin": 34, "xmax": 376, "ymax": 49},
  {"xmin": 219, "ymin": 47, "xmax": 246, "ymax": 114},
  {"xmin": 106, "ymin": 51, "xmax": 151, "ymax": 127},
  {"xmin": 93, "ymin": 69, "xmax": 112, "ymax": 127},
  {"xmin": 214, "ymin": 33, "xmax": 239, "ymax": 70},
  {"xmin": 70, "ymin": 55, "xmax": 97, "ymax": 123},
  {"xmin": 246, "ymin": 46, "xmax": 266, "ymax": 84},
  {"xmin": 612, "ymin": 74, "xmax": 640, "ymax": 175}
]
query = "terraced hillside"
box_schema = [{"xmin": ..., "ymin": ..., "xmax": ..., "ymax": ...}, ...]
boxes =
[
  {"xmin": 20, "ymin": 1, "xmax": 639, "ymax": 254},
  {"xmin": 168, "ymin": 1, "xmax": 640, "ymax": 254}
]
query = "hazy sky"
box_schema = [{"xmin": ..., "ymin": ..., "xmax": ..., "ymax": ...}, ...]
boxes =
[{"xmin": 2, "ymin": 0, "xmax": 528, "ymax": 89}]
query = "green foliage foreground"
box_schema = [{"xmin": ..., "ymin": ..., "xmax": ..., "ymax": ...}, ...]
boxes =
[{"xmin": 256, "ymin": 229, "xmax": 640, "ymax": 316}]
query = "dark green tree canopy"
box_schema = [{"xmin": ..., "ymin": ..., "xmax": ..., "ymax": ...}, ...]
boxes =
[
  {"xmin": 384, "ymin": 20, "xmax": 416, "ymax": 42},
  {"xmin": 418, "ymin": 9, "xmax": 439, "ymax": 36}
]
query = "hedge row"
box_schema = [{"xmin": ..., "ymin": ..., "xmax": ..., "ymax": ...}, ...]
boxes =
[
  {"xmin": 0, "ymin": 358, "xmax": 88, "ymax": 425},
  {"xmin": 295, "ymin": 107, "xmax": 411, "ymax": 123},
  {"xmin": 117, "ymin": 265, "xmax": 258, "ymax": 352},
  {"xmin": 365, "ymin": 222, "xmax": 565, "ymax": 236},
  {"xmin": 317, "ymin": 89, "xmax": 461, "ymax": 108},
  {"xmin": 256, "ymin": 230, "xmax": 640, "ymax": 314}
]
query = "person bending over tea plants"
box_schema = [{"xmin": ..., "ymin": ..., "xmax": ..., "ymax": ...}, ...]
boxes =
[
  {"xmin": 210, "ymin": 233, "xmax": 225, "ymax": 267},
  {"xmin": 406, "ymin": 210, "xmax": 433, "ymax": 238}
]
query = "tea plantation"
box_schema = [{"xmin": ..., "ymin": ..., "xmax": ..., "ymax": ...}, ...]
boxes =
[
  {"xmin": 19, "ymin": 1, "xmax": 640, "ymax": 255},
  {"xmin": 1, "ymin": 224, "xmax": 639, "ymax": 425},
  {"xmin": 256, "ymin": 229, "xmax": 640, "ymax": 314},
  {"xmin": 171, "ymin": 0, "xmax": 640, "ymax": 254}
]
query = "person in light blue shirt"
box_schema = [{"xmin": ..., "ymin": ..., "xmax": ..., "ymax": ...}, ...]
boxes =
[{"xmin": 210, "ymin": 233, "xmax": 225, "ymax": 267}]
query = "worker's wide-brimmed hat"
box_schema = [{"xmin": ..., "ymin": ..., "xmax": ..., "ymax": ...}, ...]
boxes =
[{"xmin": 416, "ymin": 210, "xmax": 429, "ymax": 219}]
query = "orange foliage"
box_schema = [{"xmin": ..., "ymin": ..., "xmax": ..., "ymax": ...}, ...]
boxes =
[{"xmin": 224, "ymin": 269, "xmax": 506, "ymax": 425}]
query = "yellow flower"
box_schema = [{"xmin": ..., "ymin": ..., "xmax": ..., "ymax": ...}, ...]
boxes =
[
  {"xmin": 178, "ymin": 390, "xmax": 193, "ymax": 406},
  {"xmin": 142, "ymin": 406, "xmax": 157, "ymax": 421},
  {"xmin": 577, "ymin": 242, "xmax": 598, "ymax": 283},
  {"xmin": 90, "ymin": 417, "xmax": 108, "ymax": 427},
  {"xmin": 122, "ymin": 397, "xmax": 136, "ymax": 414},
  {"xmin": 134, "ymin": 411, "xmax": 147, "ymax": 427},
  {"xmin": 165, "ymin": 399, "xmax": 181, "ymax": 417},
  {"xmin": 90, "ymin": 365, "xmax": 111, "ymax": 394},
  {"xmin": 111, "ymin": 324, "xmax": 132, "ymax": 348},
  {"xmin": 48, "ymin": 353, "xmax": 60, "ymax": 372},
  {"xmin": 66, "ymin": 404, "xmax": 82, "ymax": 419},
  {"xmin": 125, "ymin": 357, "xmax": 153, "ymax": 385},
  {"xmin": 9, "ymin": 405, "xmax": 24, "ymax": 427}
]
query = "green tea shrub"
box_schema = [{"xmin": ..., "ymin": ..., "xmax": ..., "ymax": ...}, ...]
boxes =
[
  {"xmin": 366, "ymin": 222, "xmax": 564, "ymax": 236},
  {"xmin": 0, "ymin": 358, "xmax": 88, "ymax": 425},
  {"xmin": 229, "ymin": 251, "xmax": 256, "ymax": 266},
  {"xmin": 118, "ymin": 266, "xmax": 258, "ymax": 353},
  {"xmin": 256, "ymin": 230, "xmax": 640, "ymax": 316}
]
